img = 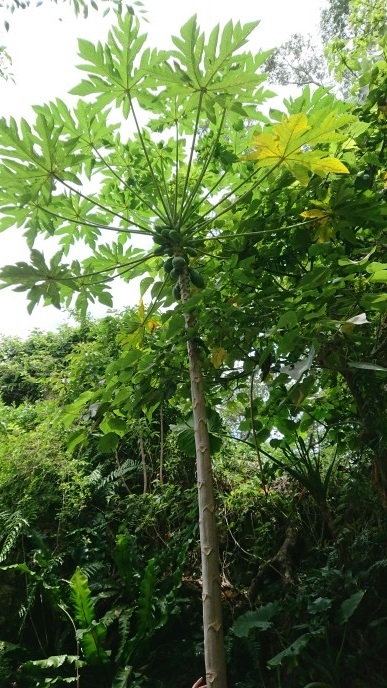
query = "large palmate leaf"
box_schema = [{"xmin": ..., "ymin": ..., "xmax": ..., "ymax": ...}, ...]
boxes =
[
  {"xmin": 167, "ymin": 16, "xmax": 271, "ymax": 111},
  {"xmin": 243, "ymin": 111, "xmax": 353, "ymax": 182},
  {"xmin": 70, "ymin": 12, "xmax": 167, "ymax": 115}
]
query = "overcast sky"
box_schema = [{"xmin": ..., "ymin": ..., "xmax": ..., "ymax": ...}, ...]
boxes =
[{"xmin": 0, "ymin": 0, "xmax": 327, "ymax": 337}]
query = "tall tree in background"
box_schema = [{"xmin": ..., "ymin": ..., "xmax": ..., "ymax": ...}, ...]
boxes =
[{"xmin": 265, "ymin": 0, "xmax": 387, "ymax": 96}]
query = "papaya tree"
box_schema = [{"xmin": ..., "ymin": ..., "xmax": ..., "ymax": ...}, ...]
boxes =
[{"xmin": 0, "ymin": 12, "xmax": 356, "ymax": 686}]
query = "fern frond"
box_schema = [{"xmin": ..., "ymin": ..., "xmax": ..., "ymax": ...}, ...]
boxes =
[
  {"xmin": 81, "ymin": 560, "xmax": 105, "ymax": 579},
  {"xmin": 84, "ymin": 467, "xmax": 103, "ymax": 486},
  {"xmin": 116, "ymin": 609, "xmax": 134, "ymax": 663},
  {"xmin": 0, "ymin": 510, "xmax": 28, "ymax": 562},
  {"xmin": 86, "ymin": 460, "xmax": 141, "ymax": 492},
  {"xmin": 101, "ymin": 459, "xmax": 142, "ymax": 487}
]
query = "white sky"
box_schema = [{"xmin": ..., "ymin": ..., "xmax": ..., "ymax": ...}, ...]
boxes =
[{"xmin": 0, "ymin": 0, "xmax": 326, "ymax": 338}]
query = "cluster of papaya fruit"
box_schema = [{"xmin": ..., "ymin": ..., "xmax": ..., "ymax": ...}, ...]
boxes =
[{"xmin": 152, "ymin": 224, "xmax": 205, "ymax": 299}]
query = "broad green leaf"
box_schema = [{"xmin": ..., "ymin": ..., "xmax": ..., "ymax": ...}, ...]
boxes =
[
  {"xmin": 369, "ymin": 271, "xmax": 387, "ymax": 283},
  {"xmin": 298, "ymin": 267, "xmax": 331, "ymax": 289},
  {"xmin": 119, "ymin": 558, "xmax": 157, "ymax": 666},
  {"xmin": 67, "ymin": 428, "xmax": 88, "ymax": 453},
  {"xmin": 22, "ymin": 655, "xmax": 85, "ymax": 669},
  {"xmin": 98, "ymin": 431, "xmax": 121, "ymax": 453},
  {"xmin": 336, "ymin": 590, "xmax": 365, "ymax": 624},
  {"xmin": 268, "ymin": 633, "xmax": 314, "ymax": 668},
  {"xmin": 70, "ymin": 567, "xmax": 96, "ymax": 628},
  {"xmin": 100, "ymin": 415, "xmax": 128, "ymax": 437},
  {"xmin": 171, "ymin": 410, "xmax": 223, "ymax": 457},
  {"xmin": 69, "ymin": 568, "xmax": 109, "ymax": 666},
  {"xmin": 22, "ymin": 655, "xmax": 84, "ymax": 670},
  {"xmin": 232, "ymin": 603, "xmax": 279, "ymax": 637}
]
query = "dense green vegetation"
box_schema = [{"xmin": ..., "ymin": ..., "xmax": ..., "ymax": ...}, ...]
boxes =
[
  {"xmin": 1, "ymin": 309, "xmax": 387, "ymax": 688},
  {"xmin": 0, "ymin": 0, "xmax": 387, "ymax": 685}
]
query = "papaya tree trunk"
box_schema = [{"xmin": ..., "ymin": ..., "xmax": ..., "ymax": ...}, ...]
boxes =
[{"xmin": 180, "ymin": 267, "xmax": 227, "ymax": 688}]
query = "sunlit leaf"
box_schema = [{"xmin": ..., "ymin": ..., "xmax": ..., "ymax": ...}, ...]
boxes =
[
  {"xmin": 243, "ymin": 112, "xmax": 351, "ymax": 181},
  {"xmin": 210, "ymin": 347, "xmax": 227, "ymax": 368},
  {"xmin": 300, "ymin": 209, "xmax": 331, "ymax": 219}
]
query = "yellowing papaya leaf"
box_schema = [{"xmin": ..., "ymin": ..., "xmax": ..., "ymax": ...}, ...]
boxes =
[
  {"xmin": 138, "ymin": 297, "xmax": 145, "ymax": 321},
  {"xmin": 119, "ymin": 328, "xmax": 144, "ymax": 349},
  {"xmin": 147, "ymin": 318, "xmax": 160, "ymax": 334},
  {"xmin": 287, "ymin": 162, "xmax": 310, "ymax": 186},
  {"xmin": 243, "ymin": 114, "xmax": 311, "ymax": 165},
  {"xmin": 210, "ymin": 347, "xmax": 227, "ymax": 369},
  {"xmin": 313, "ymin": 223, "xmax": 336, "ymax": 243},
  {"xmin": 242, "ymin": 112, "xmax": 350, "ymax": 181},
  {"xmin": 300, "ymin": 209, "xmax": 331, "ymax": 219},
  {"xmin": 307, "ymin": 157, "xmax": 349, "ymax": 175},
  {"xmin": 300, "ymin": 208, "xmax": 335, "ymax": 242}
]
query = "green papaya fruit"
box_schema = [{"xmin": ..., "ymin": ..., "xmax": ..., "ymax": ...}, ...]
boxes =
[
  {"xmin": 188, "ymin": 267, "xmax": 205, "ymax": 289},
  {"xmin": 169, "ymin": 229, "xmax": 181, "ymax": 243},
  {"xmin": 185, "ymin": 246, "xmax": 199, "ymax": 257},
  {"xmin": 163, "ymin": 257, "xmax": 174, "ymax": 273},
  {"xmin": 172, "ymin": 256, "xmax": 187, "ymax": 270}
]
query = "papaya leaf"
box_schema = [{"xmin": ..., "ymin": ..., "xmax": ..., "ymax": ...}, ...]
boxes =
[{"xmin": 243, "ymin": 112, "xmax": 352, "ymax": 182}]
